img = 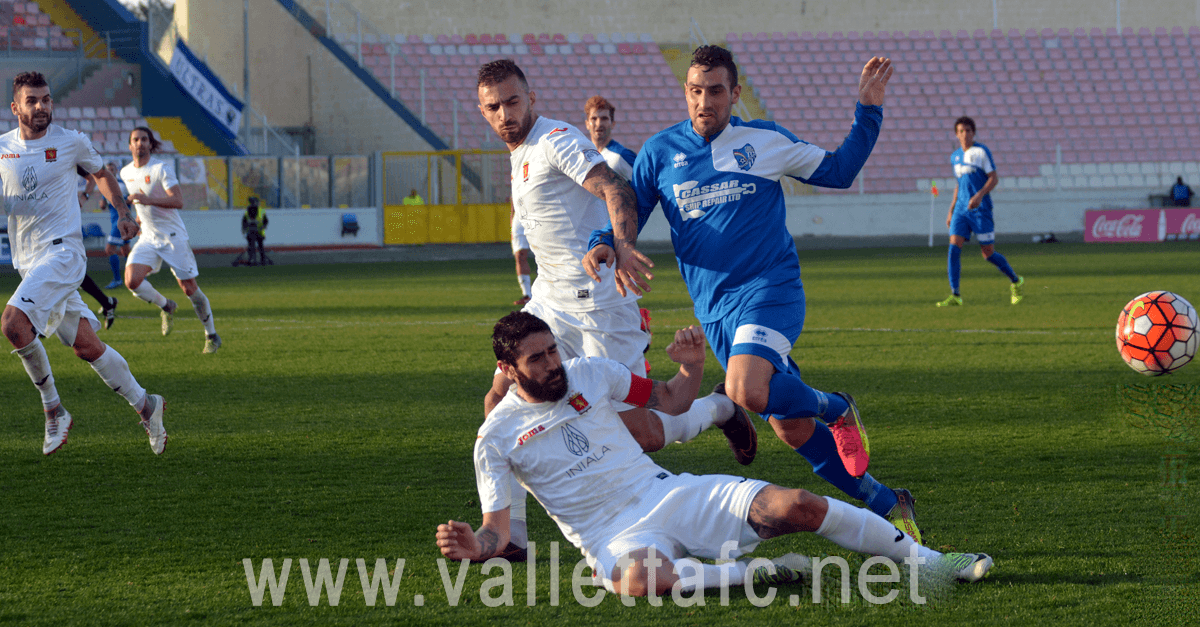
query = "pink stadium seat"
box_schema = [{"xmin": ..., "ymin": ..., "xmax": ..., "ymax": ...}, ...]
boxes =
[{"xmin": 522, "ymin": 33, "xmax": 535, "ymax": 44}]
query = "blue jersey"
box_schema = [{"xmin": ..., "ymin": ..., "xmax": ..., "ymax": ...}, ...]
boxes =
[
  {"xmin": 950, "ymin": 142, "xmax": 995, "ymax": 213},
  {"xmin": 593, "ymin": 104, "xmax": 882, "ymax": 323},
  {"xmin": 600, "ymin": 139, "xmax": 637, "ymax": 180}
]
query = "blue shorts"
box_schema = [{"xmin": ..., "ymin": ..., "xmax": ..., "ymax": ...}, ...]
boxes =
[
  {"xmin": 949, "ymin": 207, "xmax": 995, "ymax": 244},
  {"xmin": 701, "ymin": 281, "xmax": 805, "ymax": 374}
]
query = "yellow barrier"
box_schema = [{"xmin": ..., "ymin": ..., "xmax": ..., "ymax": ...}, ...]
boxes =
[
  {"xmin": 384, "ymin": 203, "xmax": 509, "ymax": 245},
  {"xmin": 382, "ymin": 149, "xmax": 511, "ymax": 245}
]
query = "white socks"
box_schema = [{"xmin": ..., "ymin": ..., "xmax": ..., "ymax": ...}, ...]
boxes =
[
  {"xmin": 655, "ymin": 394, "xmax": 733, "ymax": 444},
  {"xmin": 189, "ymin": 288, "xmax": 216, "ymax": 335},
  {"xmin": 15, "ymin": 338, "xmax": 59, "ymax": 410},
  {"xmin": 816, "ymin": 496, "xmax": 940, "ymax": 563},
  {"xmin": 131, "ymin": 279, "xmax": 168, "ymax": 308},
  {"xmin": 518, "ymin": 274, "xmax": 532, "ymax": 298},
  {"xmin": 88, "ymin": 346, "xmax": 147, "ymax": 408}
]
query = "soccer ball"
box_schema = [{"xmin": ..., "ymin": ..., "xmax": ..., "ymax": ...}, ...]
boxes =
[{"xmin": 1115, "ymin": 291, "xmax": 1198, "ymax": 375}]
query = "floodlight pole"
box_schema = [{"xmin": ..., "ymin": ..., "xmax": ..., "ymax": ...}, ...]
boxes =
[{"xmin": 243, "ymin": 0, "xmax": 250, "ymax": 110}]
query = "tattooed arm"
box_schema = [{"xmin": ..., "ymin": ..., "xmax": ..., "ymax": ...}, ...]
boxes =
[
  {"xmin": 581, "ymin": 163, "xmax": 654, "ymax": 296},
  {"xmin": 435, "ymin": 508, "xmax": 511, "ymax": 561},
  {"xmin": 638, "ymin": 325, "xmax": 707, "ymax": 416}
]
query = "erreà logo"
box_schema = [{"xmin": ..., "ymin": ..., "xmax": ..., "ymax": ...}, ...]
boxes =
[
  {"xmin": 567, "ymin": 392, "xmax": 589, "ymax": 413},
  {"xmin": 21, "ymin": 166, "xmax": 37, "ymax": 192},
  {"xmin": 672, "ymin": 152, "xmax": 688, "ymax": 168},
  {"xmin": 44, "ymin": 148, "xmax": 56, "ymax": 163},
  {"xmin": 561, "ymin": 422, "xmax": 589, "ymax": 456}
]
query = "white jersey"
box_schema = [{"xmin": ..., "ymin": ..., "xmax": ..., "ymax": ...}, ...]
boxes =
[
  {"xmin": 475, "ymin": 357, "xmax": 663, "ymax": 549},
  {"xmin": 121, "ymin": 158, "xmax": 184, "ymax": 243},
  {"xmin": 510, "ymin": 116, "xmax": 638, "ymax": 313},
  {"xmin": 0, "ymin": 124, "xmax": 102, "ymax": 270}
]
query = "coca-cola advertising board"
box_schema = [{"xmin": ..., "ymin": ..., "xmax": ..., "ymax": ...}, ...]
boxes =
[{"xmin": 1085, "ymin": 208, "xmax": 1200, "ymax": 242}]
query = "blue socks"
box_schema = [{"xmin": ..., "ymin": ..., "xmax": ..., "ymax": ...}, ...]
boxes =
[
  {"xmin": 987, "ymin": 251, "xmax": 1019, "ymax": 282},
  {"xmin": 947, "ymin": 244, "xmax": 961, "ymax": 295},
  {"xmin": 763, "ymin": 365, "xmax": 848, "ymax": 423},
  {"xmin": 108, "ymin": 254, "xmax": 121, "ymax": 283},
  {"xmin": 795, "ymin": 421, "xmax": 898, "ymax": 517}
]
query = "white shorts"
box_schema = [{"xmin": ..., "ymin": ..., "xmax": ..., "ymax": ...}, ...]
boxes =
[
  {"xmin": 522, "ymin": 299, "xmax": 647, "ymax": 377},
  {"xmin": 7, "ymin": 249, "xmax": 100, "ymax": 347},
  {"xmin": 583, "ymin": 472, "xmax": 770, "ymax": 592},
  {"xmin": 511, "ymin": 214, "xmax": 529, "ymax": 253},
  {"xmin": 128, "ymin": 235, "xmax": 199, "ymax": 280}
]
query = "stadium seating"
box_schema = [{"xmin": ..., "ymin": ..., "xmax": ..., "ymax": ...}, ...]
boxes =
[
  {"xmin": 730, "ymin": 27, "xmax": 1200, "ymax": 193},
  {"xmin": 0, "ymin": 105, "xmax": 175, "ymax": 156},
  {"xmin": 0, "ymin": 0, "xmax": 77, "ymax": 51},
  {"xmin": 337, "ymin": 32, "xmax": 683, "ymax": 155}
]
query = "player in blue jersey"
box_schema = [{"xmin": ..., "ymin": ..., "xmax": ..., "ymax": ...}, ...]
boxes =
[
  {"xmin": 584, "ymin": 95, "xmax": 637, "ymax": 181},
  {"xmin": 936, "ymin": 116, "xmax": 1023, "ymax": 307},
  {"xmin": 585, "ymin": 45, "xmax": 923, "ymax": 543},
  {"xmin": 101, "ymin": 161, "xmax": 131, "ymax": 291}
]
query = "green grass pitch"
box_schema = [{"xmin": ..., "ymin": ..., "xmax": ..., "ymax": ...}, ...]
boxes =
[{"xmin": 0, "ymin": 241, "xmax": 1197, "ymax": 626}]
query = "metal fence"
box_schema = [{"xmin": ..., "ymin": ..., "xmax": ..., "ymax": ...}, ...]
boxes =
[{"xmin": 98, "ymin": 153, "xmax": 374, "ymax": 210}]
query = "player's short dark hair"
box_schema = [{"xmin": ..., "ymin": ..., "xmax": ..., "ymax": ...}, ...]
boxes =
[
  {"xmin": 12, "ymin": 71, "xmax": 48, "ymax": 100},
  {"xmin": 493, "ymin": 311, "xmax": 551, "ymax": 366},
  {"xmin": 690, "ymin": 45, "xmax": 738, "ymax": 88},
  {"xmin": 585, "ymin": 95, "xmax": 616, "ymax": 120},
  {"xmin": 477, "ymin": 59, "xmax": 528, "ymax": 91},
  {"xmin": 130, "ymin": 126, "xmax": 162, "ymax": 153},
  {"xmin": 954, "ymin": 116, "xmax": 976, "ymax": 133}
]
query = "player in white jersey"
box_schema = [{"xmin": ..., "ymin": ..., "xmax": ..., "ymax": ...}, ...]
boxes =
[
  {"xmin": 437, "ymin": 311, "xmax": 993, "ymax": 596},
  {"xmin": 121, "ymin": 127, "xmax": 221, "ymax": 354},
  {"xmin": 0, "ymin": 71, "xmax": 166, "ymax": 455},
  {"xmin": 475, "ymin": 59, "xmax": 757, "ymax": 560},
  {"xmin": 584, "ymin": 95, "xmax": 637, "ymax": 181},
  {"xmin": 509, "ymin": 203, "xmax": 533, "ymax": 305}
]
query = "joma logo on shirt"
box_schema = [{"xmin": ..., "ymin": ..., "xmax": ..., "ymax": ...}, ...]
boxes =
[{"xmin": 517, "ymin": 424, "xmax": 545, "ymax": 446}]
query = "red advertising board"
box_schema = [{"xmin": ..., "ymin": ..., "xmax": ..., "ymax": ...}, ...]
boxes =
[{"xmin": 1084, "ymin": 208, "xmax": 1200, "ymax": 242}]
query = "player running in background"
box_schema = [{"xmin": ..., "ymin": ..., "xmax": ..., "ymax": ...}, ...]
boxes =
[
  {"xmin": 1, "ymin": 71, "xmax": 166, "ymax": 455},
  {"xmin": 476, "ymin": 59, "xmax": 756, "ymax": 560},
  {"xmin": 437, "ymin": 312, "xmax": 993, "ymax": 595},
  {"xmin": 584, "ymin": 95, "xmax": 637, "ymax": 181},
  {"xmin": 509, "ymin": 203, "xmax": 533, "ymax": 306},
  {"xmin": 101, "ymin": 161, "xmax": 130, "ymax": 290},
  {"xmin": 121, "ymin": 127, "xmax": 221, "ymax": 354},
  {"xmin": 587, "ymin": 46, "xmax": 923, "ymax": 543},
  {"xmin": 936, "ymin": 116, "xmax": 1023, "ymax": 307}
]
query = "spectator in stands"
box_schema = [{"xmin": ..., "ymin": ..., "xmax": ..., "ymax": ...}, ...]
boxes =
[
  {"xmin": 101, "ymin": 162, "xmax": 130, "ymax": 289},
  {"xmin": 121, "ymin": 127, "xmax": 222, "ymax": 354},
  {"xmin": 403, "ymin": 188, "xmax": 425, "ymax": 205},
  {"xmin": 937, "ymin": 116, "xmax": 1024, "ymax": 308},
  {"xmin": 241, "ymin": 197, "xmax": 268, "ymax": 266},
  {"xmin": 1171, "ymin": 176, "xmax": 1193, "ymax": 207},
  {"xmin": 584, "ymin": 95, "xmax": 637, "ymax": 180}
]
